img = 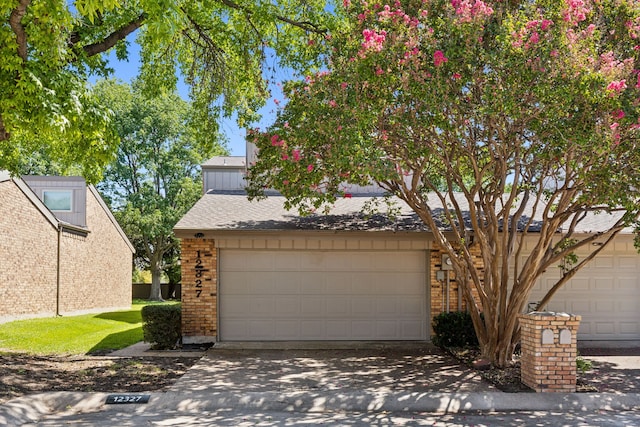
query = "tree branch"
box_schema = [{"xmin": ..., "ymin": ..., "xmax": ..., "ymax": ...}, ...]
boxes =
[
  {"xmin": 0, "ymin": 115, "xmax": 9, "ymax": 142},
  {"xmin": 9, "ymin": 0, "xmax": 30, "ymax": 62},
  {"xmin": 79, "ymin": 14, "xmax": 146, "ymax": 57},
  {"xmin": 215, "ymin": 0, "xmax": 327, "ymax": 33}
]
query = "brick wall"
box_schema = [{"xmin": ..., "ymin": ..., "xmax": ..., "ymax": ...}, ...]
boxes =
[
  {"xmin": 0, "ymin": 180, "xmax": 58, "ymax": 322},
  {"xmin": 429, "ymin": 244, "xmax": 484, "ymax": 320},
  {"xmin": 181, "ymin": 238, "xmax": 217, "ymax": 343},
  {"xmin": 518, "ymin": 312, "xmax": 581, "ymax": 392},
  {"xmin": 58, "ymin": 187, "xmax": 132, "ymax": 314},
  {"xmin": 0, "ymin": 181, "xmax": 132, "ymax": 323}
]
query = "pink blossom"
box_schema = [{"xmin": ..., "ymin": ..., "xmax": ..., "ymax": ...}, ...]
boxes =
[
  {"xmin": 271, "ymin": 134, "xmax": 284, "ymax": 146},
  {"xmin": 376, "ymin": 67, "xmax": 385, "ymax": 75},
  {"xmin": 433, "ymin": 50, "xmax": 448, "ymax": 67},
  {"xmin": 613, "ymin": 110, "xmax": 625, "ymax": 120},
  {"xmin": 361, "ymin": 29, "xmax": 387, "ymax": 52},
  {"xmin": 540, "ymin": 19, "xmax": 553, "ymax": 31},
  {"xmin": 343, "ymin": 0, "xmax": 351, "ymax": 7},
  {"xmin": 341, "ymin": 82, "xmax": 348, "ymax": 89},
  {"xmin": 292, "ymin": 149, "xmax": 301, "ymax": 162},
  {"xmin": 452, "ymin": 73, "xmax": 462, "ymax": 79},
  {"xmin": 610, "ymin": 122, "xmax": 619, "ymax": 131},
  {"xmin": 606, "ymin": 79, "xmax": 627, "ymax": 94},
  {"xmin": 563, "ymin": 0, "xmax": 590, "ymax": 26},
  {"xmin": 343, "ymin": 193, "xmax": 352, "ymax": 198},
  {"xmin": 328, "ymin": 99, "xmax": 337, "ymax": 107},
  {"xmin": 528, "ymin": 31, "xmax": 540, "ymax": 45},
  {"xmin": 451, "ymin": 0, "xmax": 494, "ymax": 23},
  {"xmin": 307, "ymin": 164, "xmax": 314, "ymax": 172},
  {"xmin": 281, "ymin": 153, "xmax": 289, "ymax": 160}
]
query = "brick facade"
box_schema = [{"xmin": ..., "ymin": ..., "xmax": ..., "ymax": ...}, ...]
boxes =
[
  {"xmin": 57, "ymin": 188, "xmax": 133, "ymax": 314},
  {"xmin": 518, "ymin": 312, "xmax": 581, "ymax": 392},
  {"xmin": 429, "ymin": 244, "xmax": 483, "ymax": 320},
  {"xmin": 0, "ymin": 179, "xmax": 132, "ymax": 323},
  {"xmin": 181, "ymin": 238, "xmax": 217, "ymax": 343},
  {"xmin": 0, "ymin": 180, "xmax": 58, "ymax": 320},
  {"xmin": 179, "ymin": 234, "xmax": 485, "ymax": 342}
]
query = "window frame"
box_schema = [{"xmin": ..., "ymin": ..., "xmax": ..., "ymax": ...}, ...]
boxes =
[{"xmin": 42, "ymin": 190, "xmax": 73, "ymax": 212}]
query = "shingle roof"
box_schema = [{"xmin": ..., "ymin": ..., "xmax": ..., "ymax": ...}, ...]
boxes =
[
  {"xmin": 174, "ymin": 191, "xmax": 426, "ymax": 232},
  {"xmin": 174, "ymin": 191, "xmax": 631, "ymax": 234}
]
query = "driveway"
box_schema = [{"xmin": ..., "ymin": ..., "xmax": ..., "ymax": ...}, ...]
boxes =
[{"xmin": 167, "ymin": 342, "xmax": 496, "ymax": 397}]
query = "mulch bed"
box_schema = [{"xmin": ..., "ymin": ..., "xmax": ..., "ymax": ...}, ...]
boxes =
[
  {"xmin": 0, "ymin": 353, "xmax": 199, "ymax": 404},
  {"xmin": 446, "ymin": 347, "xmax": 598, "ymax": 393}
]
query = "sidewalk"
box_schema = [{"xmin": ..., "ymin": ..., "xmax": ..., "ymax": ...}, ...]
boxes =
[{"xmin": 1, "ymin": 342, "xmax": 639, "ymax": 426}]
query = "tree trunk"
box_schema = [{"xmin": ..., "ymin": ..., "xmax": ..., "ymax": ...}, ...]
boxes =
[{"xmin": 149, "ymin": 261, "xmax": 164, "ymax": 301}]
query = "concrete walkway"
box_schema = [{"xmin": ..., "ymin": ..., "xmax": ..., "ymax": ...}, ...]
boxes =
[{"xmin": 1, "ymin": 342, "xmax": 639, "ymax": 426}]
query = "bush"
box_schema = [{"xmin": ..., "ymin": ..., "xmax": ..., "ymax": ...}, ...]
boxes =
[
  {"xmin": 431, "ymin": 311, "xmax": 479, "ymax": 348},
  {"xmin": 141, "ymin": 304, "xmax": 181, "ymax": 350},
  {"xmin": 576, "ymin": 353, "xmax": 593, "ymax": 374}
]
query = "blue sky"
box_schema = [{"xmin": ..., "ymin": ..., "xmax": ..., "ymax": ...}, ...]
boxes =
[{"xmin": 105, "ymin": 41, "xmax": 283, "ymax": 157}]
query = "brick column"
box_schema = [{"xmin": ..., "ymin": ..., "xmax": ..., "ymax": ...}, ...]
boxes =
[
  {"xmin": 181, "ymin": 238, "xmax": 217, "ymax": 344},
  {"xmin": 518, "ymin": 312, "xmax": 581, "ymax": 392}
]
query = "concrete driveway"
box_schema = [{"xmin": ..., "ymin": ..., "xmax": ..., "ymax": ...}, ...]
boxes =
[
  {"xmin": 3, "ymin": 342, "xmax": 640, "ymax": 426},
  {"xmin": 168, "ymin": 342, "xmax": 496, "ymax": 397}
]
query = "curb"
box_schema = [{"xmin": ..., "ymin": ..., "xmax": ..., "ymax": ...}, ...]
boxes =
[
  {"xmin": 0, "ymin": 392, "xmax": 108, "ymax": 426},
  {"xmin": 2, "ymin": 390, "xmax": 640, "ymax": 425},
  {"xmin": 150, "ymin": 390, "xmax": 640, "ymax": 414}
]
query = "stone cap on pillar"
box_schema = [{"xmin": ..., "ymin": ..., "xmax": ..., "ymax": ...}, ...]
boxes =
[{"xmin": 520, "ymin": 311, "xmax": 581, "ymax": 321}]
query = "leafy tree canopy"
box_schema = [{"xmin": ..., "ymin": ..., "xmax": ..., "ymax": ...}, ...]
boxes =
[
  {"xmin": 95, "ymin": 79, "xmax": 225, "ymax": 300},
  {"xmin": 248, "ymin": 0, "xmax": 640, "ymax": 367},
  {"xmin": 1, "ymin": 0, "xmax": 336, "ymax": 181}
]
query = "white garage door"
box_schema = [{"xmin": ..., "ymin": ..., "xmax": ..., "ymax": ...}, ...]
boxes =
[
  {"xmin": 219, "ymin": 250, "xmax": 428, "ymax": 341},
  {"xmin": 530, "ymin": 252, "xmax": 640, "ymax": 341}
]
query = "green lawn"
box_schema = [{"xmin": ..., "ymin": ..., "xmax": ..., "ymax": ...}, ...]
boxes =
[{"xmin": 0, "ymin": 299, "xmax": 179, "ymax": 355}]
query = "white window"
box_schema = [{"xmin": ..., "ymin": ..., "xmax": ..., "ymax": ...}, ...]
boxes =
[{"xmin": 43, "ymin": 190, "xmax": 73, "ymax": 212}]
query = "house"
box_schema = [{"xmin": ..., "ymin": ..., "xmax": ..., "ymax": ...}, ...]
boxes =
[
  {"xmin": 0, "ymin": 172, "xmax": 135, "ymax": 323},
  {"xmin": 174, "ymin": 156, "xmax": 640, "ymax": 345}
]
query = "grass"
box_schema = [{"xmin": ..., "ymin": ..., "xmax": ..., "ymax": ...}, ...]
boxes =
[{"xmin": 0, "ymin": 299, "xmax": 179, "ymax": 355}]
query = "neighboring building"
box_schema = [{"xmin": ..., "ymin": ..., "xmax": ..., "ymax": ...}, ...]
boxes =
[
  {"xmin": 174, "ymin": 155, "xmax": 640, "ymax": 345},
  {"xmin": 0, "ymin": 172, "xmax": 135, "ymax": 323}
]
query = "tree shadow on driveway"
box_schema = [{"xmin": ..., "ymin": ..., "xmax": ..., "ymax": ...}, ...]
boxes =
[{"xmin": 167, "ymin": 345, "xmax": 497, "ymax": 396}]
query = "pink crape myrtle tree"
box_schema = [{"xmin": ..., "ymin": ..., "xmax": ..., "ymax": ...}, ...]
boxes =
[{"xmin": 247, "ymin": 0, "xmax": 640, "ymax": 368}]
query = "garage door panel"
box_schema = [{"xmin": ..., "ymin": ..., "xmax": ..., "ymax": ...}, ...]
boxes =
[
  {"xmin": 220, "ymin": 249, "xmax": 427, "ymax": 341},
  {"xmin": 594, "ymin": 256, "xmax": 614, "ymax": 268},
  {"xmin": 620, "ymin": 322, "xmax": 640, "ymax": 334},
  {"xmin": 326, "ymin": 299, "xmax": 350, "ymax": 316},
  {"xmin": 530, "ymin": 247, "xmax": 640, "ymax": 341},
  {"xmin": 618, "ymin": 256, "xmax": 639, "ymax": 269}
]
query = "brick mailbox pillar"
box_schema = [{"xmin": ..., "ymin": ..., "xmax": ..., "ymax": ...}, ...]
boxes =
[{"xmin": 518, "ymin": 312, "xmax": 581, "ymax": 392}]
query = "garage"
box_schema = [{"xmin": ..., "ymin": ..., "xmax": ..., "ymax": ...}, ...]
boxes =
[
  {"xmin": 530, "ymin": 238, "xmax": 640, "ymax": 341},
  {"xmin": 218, "ymin": 249, "xmax": 429, "ymax": 341}
]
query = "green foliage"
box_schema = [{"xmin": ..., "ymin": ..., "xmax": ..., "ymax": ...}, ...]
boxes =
[
  {"xmin": 1, "ymin": 0, "xmax": 337, "ymax": 180},
  {"xmin": 432, "ymin": 311, "xmax": 479, "ymax": 349},
  {"xmin": 141, "ymin": 304, "xmax": 182, "ymax": 350},
  {"xmin": 576, "ymin": 352, "xmax": 593, "ymax": 374},
  {"xmin": 0, "ymin": 301, "xmax": 166, "ymax": 355},
  {"xmin": 95, "ymin": 80, "xmax": 224, "ymax": 300},
  {"xmin": 247, "ymin": 0, "xmax": 640, "ymax": 367}
]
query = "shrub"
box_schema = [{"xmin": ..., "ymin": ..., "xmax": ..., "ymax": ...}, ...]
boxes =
[
  {"xmin": 431, "ymin": 311, "xmax": 479, "ymax": 348},
  {"xmin": 141, "ymin": 304, "xmax": 181, "ymax": 350},
  {"xmin": 576, "ymin": 353, "xmax": 593, "ymax": 374}
]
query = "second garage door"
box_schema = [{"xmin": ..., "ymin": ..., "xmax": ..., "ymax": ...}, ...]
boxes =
[{"xmin": 219, "ymin": 250, "xmax": 428, "ymax": 341}]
